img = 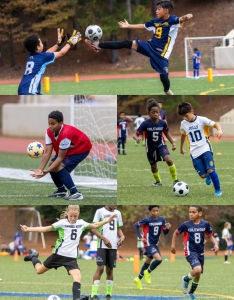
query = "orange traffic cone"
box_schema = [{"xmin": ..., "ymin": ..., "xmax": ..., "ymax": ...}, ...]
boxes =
[
  {"xmin": 14, "ymin": 250, "xmax": 19, "ymax": 262},
  {"xmin": 75, "ymin": 73, "xmax": 79, "ymax": 83},
  {"xmin": 214, "ymin": 136, "xmax": 219, "ymax": 142},
  {"xmin": 170, "ymin": 253, "xmax": 175, "ymax": 262}
]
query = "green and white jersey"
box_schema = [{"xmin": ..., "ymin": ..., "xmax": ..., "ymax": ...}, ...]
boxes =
[
  {"xmin": 93, "ymin": 207, "xmax": 123, "ymax": 249},
  {"xmin": 52, "ymin": 218, "xmax": 90, "ymax": 258}
]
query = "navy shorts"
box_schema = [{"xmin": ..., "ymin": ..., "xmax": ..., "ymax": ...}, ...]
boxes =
[
  {"xmin": 51, "ymin": 151, "xmax": 90, "ymax": 173},
  {"xmin": 186, "ymin": 252, "xmax": 204, "ymax": 273},
  {"xmin": 96, "ymin": 248, "xmax": 117, "ymax": 268},
  {"xmin": 43, "ymin": 253, "xmax": 79, "ymax": 274},
  {"xmin": 192, "ymin": 151, "xmax": 215, "ymax": 176},
  {"xmin": 118, "ymin": 137, "xmax": 126, "ymax": 144},
  {"xmin": 147, "ymin": 145, "xmax": 170, "ymax": 165},
  {"xmin": 193, "ymin": 63, "xmax": 200, "ymax": 69},
  {"xmin": 144, "ymin": 245, "xmax": 160, "ymax": 259},
  {"xmin": 136, "ymin": 39, "xmax": 169, "ymax": 76}
]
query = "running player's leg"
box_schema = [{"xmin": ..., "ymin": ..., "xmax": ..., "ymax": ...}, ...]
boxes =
[
  {"xmin": 144, "ymin": 250, "xmax": 162, "ymax": 285},
  {"xmin": 85, "ymin": 39, "xmax": 138, "ymax": 52}
]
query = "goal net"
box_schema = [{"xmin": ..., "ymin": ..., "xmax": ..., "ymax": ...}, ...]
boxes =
[
  {"xmin": 70, "ymin": 95, "xmax": 117, "ymax": 191},
  {"xmin": 184, "ymin": 36, "xmax": 234, "ymax": 78}
]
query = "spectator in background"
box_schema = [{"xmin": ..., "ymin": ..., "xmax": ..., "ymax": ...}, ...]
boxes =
[
  {"xmin": 228, "ymin": 233, "xmax": 233, "ymax": 256},
  {"xmin": 83, "ymin": 231, "xmax": 92, "ymax": 251},
  {"xmin": 134, "ymin": 114, "xmax": 145, "ymax": 146},
  {"xmin": 158, "ymin": 101, "xmax": 167, "ymax": 124},
  {"xmin": 14, "ymin": 232, "xmax": 24, "ymax": 255},
  {"xmin": 117, "ymin": 112, "xmax": 133, "ymax": 155},
  {"xmin": 137, "ymin": 228, "xmax": 144, "ymax": 260},
  {"xmin": 212, "ymin": 233, "xmax": 220, "ymax": 256},
  {"xmin": 221, "ymin": 222, "xmax": 231, "ymax": 264}
]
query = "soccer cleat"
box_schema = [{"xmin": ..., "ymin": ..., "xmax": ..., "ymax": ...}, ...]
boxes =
[
  {"xmin": 122, "ymin": 152, "xmax": 126, "ymax": 155},
  {"xmin": 106, "ymin": 295, "xmax": 112, "ymax": 300},
  {"xmin": 48, "ymin": 190, "xmax": 68, "ymax": 198},
  {"xmin": 214, "ymin": 190, "xmax": 222, "ymax": 197},
  {"xmin": 165, "ymin": 89, "xmax": 174, "ymax": 95},
  {"xmin": 24, "ymin": 251, "xmax": 39, "ymax": 262},
  {"xmin": 205, "ymin": 174, "xmax": 211, "ymax": 185},
  {"xmin": 187, "ymin": 293, "xmax": 196, "ymax": 300},
  {"xmin": 224, "ymin": 261, "xmax": 231, "ymax": 264},
  {"xmin": 173, "ymin": 180, "xmax": 179, "ymax": 186},
  {"xmin": 181, "ymin": 276, "xmax": 189, "ymax": 294},
  {"xmin": 76, "ymin": 296, "xmax": 90, "ymax": 300},
  {"xmin": 152, "ymin": 182, "xmax": 162, "ymax": 187},
  {"xmin": 85, "ymin": 39, "xmax": 100, "ymax": 53},
  {"xmin": 143, "ymin": 270, "xmax": 151, "ymax": 285},
  {"xmin": 133, "ymin": 277, "xmax": 142, "ymax": 290},
  {"xmin": 90, "ymin": 296, "xmax": 100, "ymax": 300},
  {"xmin": 65, "ymin": 192, "xmax": 84, "ymax": 200}
]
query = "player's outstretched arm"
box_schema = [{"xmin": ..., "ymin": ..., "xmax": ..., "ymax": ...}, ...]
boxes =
[
  {"xmin": 89, "ymin": 213, "xmax": 118, "ymax": 229},
  {"xmin": 171, "ymin": 230, "xmax": 178, "ymax": 254},
  {"xmin": 118, "ymin": 19, "xmax": 145, "ymax": 29},
  {"xmin": 46, "ymin": 28, "xmax": 66, "ymax": 53},
  {"xmin": 54, "ymin": 30, "xmax": 82, "ymax": 59},
  {"xmin": 20, "ymin": 224, "xmax": 53, "ymax": 233},
  {"xmin": 180, "ymin": 14, "xmax": 193, "ymax": 22}
]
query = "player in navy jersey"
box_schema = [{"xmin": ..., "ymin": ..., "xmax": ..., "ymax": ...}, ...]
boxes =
[
  {"xmin": 117, "ymin": 112, "xmax": 133, "ymax": 155},
  {"xmin": 158, "ymin": 101, "xmax": 167, "ymax": 124},
  {"xmin": 30, "ymin": 110, "xmax": 92, "ymax": 200},
  {"xmin": 85, "ymin": 1, "xmax": 193, "ymax": 95},
  {"xmin": 133, "ymin": 100, "xmax": 178, "ymax": 186},
  {"xmin": 18, "ymin": 29, "xmax": 81, "ymax": 95},
  {"xmin": 133, "ymin": 205, "xmax": 171, "ymax": 290},
  {"xmin": 171, "ymin": 206, "xmax": 219, "ymax": 300},
  {"xmin": 193, "ymin": 48, "xmax": 201, "ymax": 79},
  {"xmin": 177, "ymin": 101, "xmax": 223, "ymax": 197}
]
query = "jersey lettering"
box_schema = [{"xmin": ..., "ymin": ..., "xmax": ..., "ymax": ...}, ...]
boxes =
[{"xmin": 24, "ymin": 61, "xmax": 35, "ymax": 75}]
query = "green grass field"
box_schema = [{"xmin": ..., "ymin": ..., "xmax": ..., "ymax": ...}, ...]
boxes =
[
  {"xmin": 118, "ymin": 140, "xmax": 234, "ymax": 205},
  {"xmin": 0, "ymin": 153, "xmax": 116, "ymax": 204},
  {"xmin": 0, "ymin": 254, "xmax": 233, "ymax": 299},
  {"xmin": 0, "ymin": 76, "xmax": 234, "ymax": 95}
]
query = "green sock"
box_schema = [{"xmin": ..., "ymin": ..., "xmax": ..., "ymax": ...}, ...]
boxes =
[
  {"xmin": 106, "ymin": 280, "xmax": 113, "ymax": 296},
  {"xmin": 91, "ymin": 284, "xmax": 99, "ymax": 297},
  {"xmin": 168, "ymin": 164, "xmax": 177, "ymax": 181},
  {"xmin": 153, "ymin": 172, "xmax": 161, "ymax": 182}
]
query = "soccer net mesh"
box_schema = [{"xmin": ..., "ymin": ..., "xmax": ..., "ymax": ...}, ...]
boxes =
[
  {"xmin": 184, "ymin": 36, "xmax": 234, "ymax": 78},
  {"xmin": 70, "ymin": 95, "xmax": 117, "ymax": 191}
]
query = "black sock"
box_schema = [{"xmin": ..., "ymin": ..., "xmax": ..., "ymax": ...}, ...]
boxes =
[
  {"xmin": 160, "ymin": 73, "xmax": 170, "ymax": 92},
  {"xmin": 32, "ymin": 257, "xmax": 41, "ymax": 267},
  {"xmin": 225, "ymin": 255, "xmax": 228, "ymax": 261},
  {"xmin": 189, "ymin": 281, "xmax": 198, "ymax": 294},
  {"xmin": 139, "ymin": 262, "xmax": 150, "ymax": 279},
  {"xmin": 184, "ymin": 275, "xmax": 191, "ymax": 282},
  {"xmin": 99, "ymin": 40, "xmax": 132, "ymax": 49},
  {"xmin": 73, "ymin": 281, "xmax": 81, "ymax": 300}
]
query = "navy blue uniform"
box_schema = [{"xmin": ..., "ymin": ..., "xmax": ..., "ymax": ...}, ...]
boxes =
[
  {"xmin": 134, "ymin": 216, "xmax": 169, "ymax": 258},
  {"xmin": 136, "ymin": 119, "xmax": 170, "ymax": 164},
  {"xmin": 18, "ymin": 52, "xmax": 55, "ymax": 95},
  {"xmin": 177, "ymin": 220, "xmax": 213, "ymax": 271},
  {"xmin": 117, "ymin": 119, "xmax": 131, "ymax": 143}
]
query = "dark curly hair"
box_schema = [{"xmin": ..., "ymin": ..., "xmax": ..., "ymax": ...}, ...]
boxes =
[
  {"xmin": 48, "ymin": 110, "xmax": 64, "ymax": 122},
  {"xmin": 23, "ymin": 33, "xmax": 40, "ymax": 53},
  {"xmin": 157, "ymin": 0, "xmax": 174, "ymax": 12}
]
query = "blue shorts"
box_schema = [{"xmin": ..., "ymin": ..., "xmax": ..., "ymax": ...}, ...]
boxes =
[
  {"xmin": 144, "ymin": 245, "xmax": 160, "ymax": 259},
  {"xmin": 147, "ymin": 145, "xmax": 170, "ymax": 165},
  {"xmin": 186, "ymin": 252, "xmax": 204, "ymax": 273},
  {"xmin": 118, "ymin": 137, "xmax": 126, "ymax": 144},
  {"xmin": 192, "ymin": 151, "xmax": 215, "ymax": 176},
  {"xmin": 193, "ymin": 63, "xmax": 200, "ymax": 69},
  {"xmin": 51, "ymin": 151, "xmax": 90, "ymax": 173},
  {"xmin": 136, "ymin": 39, "xmax": 169, "ymax": 76}
]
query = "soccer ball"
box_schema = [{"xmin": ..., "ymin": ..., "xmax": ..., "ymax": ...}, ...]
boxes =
[
  {"xmin": 173, "ymin": 181, "xmax": 189, "ymax": 197},
  {"xmin": 85, "ymin": 25, "xmax": 102, "ymax": 42},
  {"xmin": 27, "ymin": 141, "xmax": 44, "ymax": 158},
  {"xmin": 46, "ymin": 296, "xmax": 61, "ymax": 300}
]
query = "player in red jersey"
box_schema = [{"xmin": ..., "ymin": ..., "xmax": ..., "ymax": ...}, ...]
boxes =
[{"xmin": 30, "ymin": 110, "xmax": 92, "ymax": 200}]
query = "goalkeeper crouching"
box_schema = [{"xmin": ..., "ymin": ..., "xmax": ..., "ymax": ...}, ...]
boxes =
[{"xmin": 18, "ymin": 29, "xmax": 81, "ymax": 95}]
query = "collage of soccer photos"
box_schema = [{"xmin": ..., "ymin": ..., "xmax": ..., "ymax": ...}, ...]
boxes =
[{"xmin": 0, "ymin": 1, "xmax": 234, "ymax": 300}]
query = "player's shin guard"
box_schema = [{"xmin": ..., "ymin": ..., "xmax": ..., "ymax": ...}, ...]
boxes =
[
  {"xmin": 153, "ymin": 171, "xmax": 161, "ymax": 182},
  {"xmin": 106, "ymin": 280, "xmax": 113, "ymax": 296},
  {"xmin": 73, "ymin": 282, "xmax": 81, "ymax": 300},
  {"xmin": 168, "ymin": 164, "xmax": 177, "ymax": 181},
  {"xmin": 209, "ymin": 171, "xmax": 221, "ymax": 191},
  {"xmin": 99, "ymin": 40, "xmax": 132, "ymax": 49},
  {"xmin": 139, "ymin": 262, "xmax": 150, "ymax": 279},
  {"xmin": 91, "ymin": 280, "xmax": 100, "ymax": 297},
  {"xmin": 148, "ymin": 260, "xmax": 162, "ymax": 272},
  {"xmin": 189, "ymin": 281, "xmax": 198, "ymax": 294},
  {"xmin": 160, "ymin": 74, "xmax": 170, "ymax": 92}
]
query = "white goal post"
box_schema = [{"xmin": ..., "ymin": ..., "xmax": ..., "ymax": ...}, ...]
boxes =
[{"xmin": 184, "ymin": 36, "xmax": 234, "ymax": 78}]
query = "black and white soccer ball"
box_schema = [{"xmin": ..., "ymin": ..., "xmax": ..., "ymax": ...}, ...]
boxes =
[
  {"xmin": 173, "ymin": 181, "xmax": 189, "ymax": 197},
  {"xmin": 85, "ymin": 25, "xmax": 102, "ymax": 42}
]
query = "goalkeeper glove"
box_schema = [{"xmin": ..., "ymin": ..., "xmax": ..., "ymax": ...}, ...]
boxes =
[
  {"xmin": 56, "ymin": 28, "xmax": 66, "ymax": 46},
  {"xmin": 67, "ymin": 30, "xmax": 82, "ymax": 46}
]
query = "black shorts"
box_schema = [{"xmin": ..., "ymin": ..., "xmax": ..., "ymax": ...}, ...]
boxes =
[
  {"xmin": 96, "ymin": 248, "xmax": 117, "ymax": 268},
  {"xmin": 43, "ymin": 253, "xmax": 79, "ymax": 274},
  {"xmin": 147, "ymin": 145, "xmax": 170, "ymax": 165},
  {"xmin": 221, "ymin": 239, "xmax": 228, "ymax": 250}
]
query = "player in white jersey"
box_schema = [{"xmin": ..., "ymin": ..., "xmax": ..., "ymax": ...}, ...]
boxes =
[
  {"xmin": 177, "ymin": 102, "xmax": 223, "ymax": 197},
  {"xmin": 90, "ymin": 205, "xmax": 125, "ymax": 300},
  {"xmin": 221, "ymin": 222, "xmax": 231, "ymax": 264},
  {"xmin": 20, "ymin": 205, "xmax": 117, "ymax": 300},
  {"xmin": 134, "ymin": 114, "xmax": 145, "ymax": 146}
]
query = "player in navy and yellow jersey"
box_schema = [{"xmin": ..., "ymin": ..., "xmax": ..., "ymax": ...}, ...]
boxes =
[
  {"xmin": 177, "ymin": 102, "xmax": 223, "ymax": 196},
  {"xmin": 193, "ymin": 48, "xmax": 201, "ymax": 79},
  {"xmin": 30, "ymin": 110, "xmax": 92, "ymax": 200},
  {"xmin": 117, "ymin": 112, "xmax": 133, "ymax": 155},
  {"xmin": 85, "ymin": 1, "xmax": 193, "ymax": 95},
  {"xmin": 20, "ymin": 205, "xmax": 117, "ymax": 300},
  {"xmin": 171, "ymin": 206, "xmax": 219, "ymax": 300},
  {"xmin": 133, "ymin": 205, "xmax": 171, "ymax": 290},
  {"xmin": 133, "ymin": 100, "xmax": 178, "ymax": 186},
  {"xmin": 18, "ymin": 29, "xmax": 81, "ymax": 95}
]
